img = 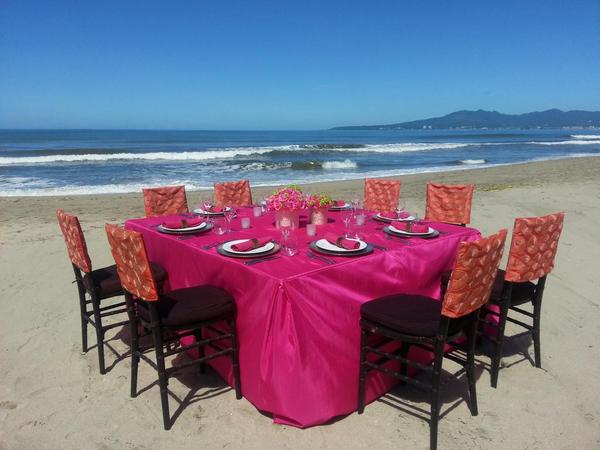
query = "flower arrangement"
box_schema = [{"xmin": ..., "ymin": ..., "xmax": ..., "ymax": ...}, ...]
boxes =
[
  {"xmin": 306, "ymin": 193, "xmax": 334, "ymax": 209},
  {"xmin": 267, "ymin": 186, "xmax": 308, "ymax": 211}
]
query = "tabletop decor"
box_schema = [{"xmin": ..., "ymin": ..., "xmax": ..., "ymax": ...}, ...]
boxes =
[
  {"xmin": 267, "ymin": 186, "xmax": 308, "ymax": 229},
  {"xmin": 306, "ymin": 193, "xmax": 334, "ymax": 225}
]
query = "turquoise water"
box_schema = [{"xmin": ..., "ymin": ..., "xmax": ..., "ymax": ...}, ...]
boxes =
[{"xmin": 0, "ymin": 129, "xmax": 599, "ymax": 196}]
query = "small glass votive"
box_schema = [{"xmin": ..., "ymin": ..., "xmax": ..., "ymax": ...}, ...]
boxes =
[
  {"xmin": 306, "ymin": 223, "xmax": 317, "ymax": 237},
  {"xmin": 355, "ymin": 214, "xmax": 366, "ymax": 226},
  {"xmin": 241, "ymin": 217, "xmax": 251, "ymax": 229},
  {"xmin": 212, "ymin": 219, "xmax": 226, "ymax": 235},
  {"xmin": 253, "ymin": 206, "xmax": 262, "ymax": 217}
]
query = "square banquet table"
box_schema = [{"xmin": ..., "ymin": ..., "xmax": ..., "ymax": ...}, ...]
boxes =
[{"xmin": 126, "ymin": 209, "xmax": 480, "ymax": 428}]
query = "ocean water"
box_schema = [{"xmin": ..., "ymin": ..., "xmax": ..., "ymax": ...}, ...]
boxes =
[{"xmin": 0, "ymin": 129, "xmax": 599, "ymax": 196}]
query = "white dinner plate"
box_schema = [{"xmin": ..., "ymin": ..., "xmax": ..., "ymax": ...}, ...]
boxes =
[
  {"xmin": 222, "ymin": 239, "xmax": 275, "ymax": 255},
  {"xmin": 158, "ymin": 222, "xmax": 207, "ymax": 233},
  {"xmin": 193, "ymin": 206, "xmax": 232, "ymax": 215},
  {"xmin": 388, "ymin": 224, "xmax": 436, "ymax": 237},
  {"xmin": 315, "ymin": 238, "xmax": 367, "ymax": 253},
  {"xmin": 375, "ymin": 212, "xmax": 416, "ymax": 222},
  {"xmin": 329, "ymin": 203, "xmax": 351, "ymax": 210}
]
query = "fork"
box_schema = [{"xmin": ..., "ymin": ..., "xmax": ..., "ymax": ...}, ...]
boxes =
[
  {"xmin": 202, "ymin": 241, "xmax": 223, "ymax": 250},
  {"xmin": 244, "ymin": 256, "xmax": 280, "ymax": 266},
  {"xmin": 306, "ymin": 251, "xmax": 335, "ymax": 265}
]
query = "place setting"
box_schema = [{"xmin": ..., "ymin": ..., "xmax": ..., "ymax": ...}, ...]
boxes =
[
  {"xmin": 156, "ymin": 217, "xmax": 213, "ymax": 238},
  {"xmin": 192, "ymin": 200, "xmax": 235, "ymax": 216},
  {"xmin": 383, "ymin": 218, "xmax": 439, "ymax": 240},
  {"xmin": 216, "ymin": 235, "xmax": 281, "ymax": 265},
  {"xmin": 309, "ymin": 232, "xmax": 373, "ymax": 257},
  {"xmin": 328, "ymin": 199, "xmax": 352, "ymax": 211},
  {"xmin": 372, "ymin": 203, "xmax": 417, "ymax": 223}
]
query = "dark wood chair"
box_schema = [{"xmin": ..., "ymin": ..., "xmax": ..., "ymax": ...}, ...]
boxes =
[
  {"xmin": 424, "ymin": 182, "xmax": 475, "ymax": 226},
  {"xmin": 56, "ymin": 209, "xmax": 166, "ymax": 374},
  {"xmin": 358, "ymin": 229, "xmax": 507, "ymax": 450},
  {"xmin": 105, "ymin": 223, "xmax": 242, "ymax": 430},
  {"xmin": 485, "ymin": 212, "xmax": 564, "ymax": 387}
]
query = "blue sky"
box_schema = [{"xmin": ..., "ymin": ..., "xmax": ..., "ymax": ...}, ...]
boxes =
[{"xmin": 1, "ymin": 0, "xmax": 599, "ymax": 129}]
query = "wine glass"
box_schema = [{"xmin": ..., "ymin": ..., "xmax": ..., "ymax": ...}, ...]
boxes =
[
  {"xmin": 202, "ymin": 197, "xmax": 214, "ymax": 213},
  {"xmin": 280, "ymin": 222, "xmax": 293, "ymax": 253},
  {"xmin": 395, "ymin": 200, "xmax": 405, "ymax": 220},
  {"xmin": 223, "ymin": 205, "xmax": 236, "ymax": 233},
  {"xmin": 351, "ymin": 198, "xmax": 361, "ymax": 214},
  {"xmin": 341, "ymin": 208, "xmax": 354, "ymax": 238}
]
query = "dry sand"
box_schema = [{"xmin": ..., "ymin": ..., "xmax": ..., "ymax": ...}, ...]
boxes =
[{"xmin": 0, "ymin": 157, "xmax": 599, "ymax": 449}]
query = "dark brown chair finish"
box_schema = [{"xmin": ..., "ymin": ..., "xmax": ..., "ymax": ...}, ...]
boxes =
[
  {"xmin": 357, "ymin": 230, "xmax": 507, "ymax": 450},
  {"xmin": 57, "ymin": 209, "xmax": 166, "ymax": 375},
  {"xmin": 485, "ymin": 212, "xmax": 564, "ymax": 388},
  {"xmin": 105, "ymin": 224, "xmax": 242, "ymax": 430}
]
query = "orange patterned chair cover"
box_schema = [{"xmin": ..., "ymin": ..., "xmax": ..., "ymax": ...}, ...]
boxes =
[
  {"xmin": 504, "ymin": 212, "xmax": 564, "ymax": 283},
  {"xmin": 214, "ymin": 179, "xmax": 253, "ymax": 206},
  {"xmin": 364, "ymin": 178, "xmax": 401, "ymax": 212},
  {"xmin": 56, "ymin": 209, "xmax": 92, "ymax": 273},
  {"xmin": 105, "ymin": 224, "xmax": 159, "ymax": 301},
  {"xmin": 425, "ymin": 183, "xmax": 475, "ymax": 225},
  {"xmin": 142, "ymin": 185, "xmax": 189, "ymax": 217},
  {"xmin": 442, "ymin": 229, "xmax": 507, "ymax": 318}
]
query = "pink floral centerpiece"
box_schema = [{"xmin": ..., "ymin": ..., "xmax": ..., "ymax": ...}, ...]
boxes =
[
  {"xmin": 306, "ymin": 193, "xmax": 334, "ymax": 225},
  {"xmin": 267, "ymin": 186, "xmax": 308, "ymax": 229}
]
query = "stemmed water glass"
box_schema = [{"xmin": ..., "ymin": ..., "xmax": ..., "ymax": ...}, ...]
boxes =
[
  {"xmin": 395, "ymin": 200, "xmax": 405, "ymax": 220},
  {"xmin": 280, "ymin": 222, "xmax": 298, "ymax": 256},
  {"xmin": 223, "ymin": 205, "xmax": 236, "ymax": 233},
  {"xmin": 341, "ymin": 208, "xmax": 354, "ymax": 238}
]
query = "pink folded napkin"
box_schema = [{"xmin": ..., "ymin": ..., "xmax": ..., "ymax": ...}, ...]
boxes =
[
  {"xmin": 231, "ymin": 236, "xmax": 271, "ymax": 252},
  {"xmin": 380, "ymin": 211, "xmax": 411, "ymax": 220},
  {"xmin": 324, "ymin": 233, "xmax": 360, "ymax": 250},
  {"xmin": 162, "ymin": 218, "xmax": 204, "ymax": 229},
  {"xmin": 334, "ymin": 200, "xmax": 346, "ymax": 207},
  {"xmin": 208, "ymin": 205, "xmax": 223, "ymax": 213},
  {"xmin": 405, "ymin": 222, "xmax": 429, "ymax": 233}
]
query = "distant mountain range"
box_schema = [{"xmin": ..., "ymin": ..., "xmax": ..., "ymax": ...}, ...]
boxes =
[{"xmin": 330, "ymin": 109, "xmax": 600, "ymax": 130}]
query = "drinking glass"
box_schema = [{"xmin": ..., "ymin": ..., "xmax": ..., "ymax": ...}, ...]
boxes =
[
  {"xmin": 224, "ymin": 206, "xmax": 236, "ymax": 233},
  {"xmin": 212, "ymin": 219, "xmax": 226, "ymax": 235},
  {"xmin": 241, "ymin": 217, "xmax": 251, "ymax": 229},
  {"xmin": 283, "ymin": 232, "xmax": 299, "ymax": 256},
  {"xmin": 202, "ymin": 197, "xmax": 214, "ymax": 213},
  {"xmin": 395, "ymin": 201, "xmax": 405, "ymax": 220},
  {"xmin": 341, "ymin": 208, "xmax": 354, "ymax": 238},
  {"xmin": 306, "ymin": 223, "xmax": 317, "ymax": 237},
  {"xmin": 253, "ymin": 206, "xmax": 262, "ymax": 217},
  {"xmin": 351, "ymin": 198, "xmax": 361, "ymax": 213}
]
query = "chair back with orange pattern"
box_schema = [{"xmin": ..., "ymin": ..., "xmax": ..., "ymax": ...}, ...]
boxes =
[
  {"xmin": 504, "ymin": 212, "xmax": 564, "ymax": 283},
  {"xmin": 56, "ymin": 209, "xmax": 93, "ymax": 273},
  {"xmin": 442, "ymin": 229, "xmax": 507, "ymax": 318},
  {"xmin": 142, "ymin": 185, "xmax": 189, "ymax": 217},
  {"xmin": 214, "ymin": 179, "xmax": 253, "ymax": 206},
  {"xmin": 425, "ymin": 183, "xmax": 474, "ymax": 225},
  {"xmin": 105, "ymin": 224, "xmax": 159, "ymax": 301},
  {"xmin": 363, "ymin": 178, "xmax": 401, "ymax": 212}
]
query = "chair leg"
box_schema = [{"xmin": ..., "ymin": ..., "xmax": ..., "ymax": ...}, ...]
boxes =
[
  {"xmin": 357, "ymin": 328, "xmax": 368, "ymax": 415},
  {"xmin": 399, "ymin": 341, "xmax": 409, "ymax": 386},
  {"xmin": 90, "ymin": 294, "xmax": 106, "ymax": 375},
  {"xmin": 75, "ymin": 279, "xmax": 88, "ymax": 353},
  {"xmin": 129, "ymin": 315, "xmax": 140, "ymax": 398},
  {"xmin": 466, "ymin": 314, "xmax": 479, "ymax": 416},
  {"xmin": 194, "ymin": 329, "xmax": 206, "ymax": 374},
  {"xmin": 430, "ymin": 339, "xmax": 445, "ymax": 450},
  {"xmin": 151, "ymin": 326, "xmax": 171, "ymax": 430},
  {"xmin": 490, "ymin": 303, "xmax": 508, "ymax": 388},
  {"xmin": 230, "ymin": 320, "xmax": 242, "ymax": 400},
  {"xmin": 532, "ymin": 299, "xmax": 542, "ymax": 369}
]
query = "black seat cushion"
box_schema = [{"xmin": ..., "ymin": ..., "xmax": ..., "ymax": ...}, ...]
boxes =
[
  {"xmin": 137, "ymin": 285, "xmax": 234, "ymax": 328},
  {"xmin": 361, "ymin": 294, "xmax": 470, "ymax": 337},
  {"xmin": 488, "ymin": 269, "xmax": 536, "ymax": 306},
  {"xmin": 84, "ymin": 262, "xmax": 167, "ymax": 300}
]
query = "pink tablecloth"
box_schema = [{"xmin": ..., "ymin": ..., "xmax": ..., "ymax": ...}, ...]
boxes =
[{"xmin": 126, "ymin": 209, "xmax": 480, "ymax": 427}]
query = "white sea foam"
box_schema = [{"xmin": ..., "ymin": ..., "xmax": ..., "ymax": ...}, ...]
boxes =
[
  {"xmin": 322, "ymin": 159, "xmax": 358, "ymax": 169},
  {"xmin": 531, "ymin": 139, "xmax": 600, "ymax": 146},
  {"xmin": 570, "ymin": 135, "xmax": 600, "ymax": 140},
  {"xmin": 2, "ymin": 153, "xmax": 599, "ymax": 197},
  {"xmin": 459, "ymin": 159, "xmax": 486, "ymax": 165},
  {"xmin": 0, "ymin": 142, "xmax": 473, "ymax": 166}
]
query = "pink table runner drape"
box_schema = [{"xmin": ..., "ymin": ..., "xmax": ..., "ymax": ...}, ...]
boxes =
[{"xmin": 126, "ymin": 210, "xmax": 480, "ymax": 427}]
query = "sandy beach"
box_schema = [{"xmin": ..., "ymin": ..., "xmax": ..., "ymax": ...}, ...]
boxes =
[{"xmin": 1, "ymin": 156, "xmax": 599, "ymax": 449}]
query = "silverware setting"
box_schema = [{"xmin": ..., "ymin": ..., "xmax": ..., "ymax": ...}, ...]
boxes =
[
  {"xmin": 244, "ymin": 255, "xmax": 281, "ymax": 265},
  {"xmin": 385, "ymin": 235, "xmax": 414, "ymax": 245},
  {"xmin": 306, "ymin": 251, "xmax": 335, "ymax": 265},
  {"xmin": 368, "ymin": 243, "xmax": 388, "ymax": 251},
  {"xmin": 202, "ymin": 241, "xmax": 223, "ymax": 250}
]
